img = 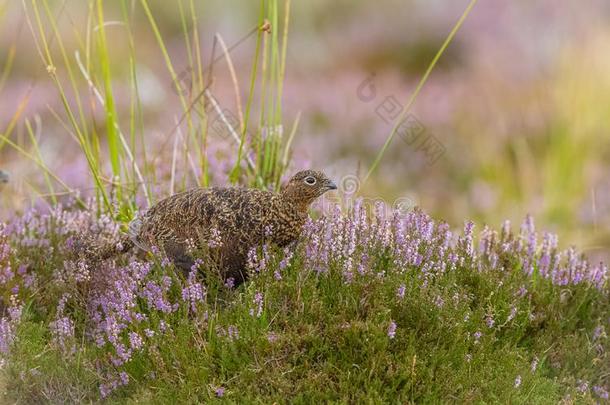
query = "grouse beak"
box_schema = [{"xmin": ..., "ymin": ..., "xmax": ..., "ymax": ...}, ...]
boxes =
[{"xmin": 325, "ymin": 180, "xmax": 338, "ymax": 191}]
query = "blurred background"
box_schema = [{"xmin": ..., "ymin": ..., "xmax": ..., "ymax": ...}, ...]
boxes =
[{"xmin": 1, "ymin": 0, "xmax": 610, "ymax": 259}]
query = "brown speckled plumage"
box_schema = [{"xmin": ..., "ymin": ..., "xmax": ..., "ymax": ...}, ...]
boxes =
[{"xmin": 90, "ymin": 170, "xmax": 336, "ymax": 284}]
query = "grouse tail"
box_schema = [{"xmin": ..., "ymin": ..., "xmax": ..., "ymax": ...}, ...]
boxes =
[{"xmin": 72, "ymin": 233, "xmax": 135, "ymax": 264}]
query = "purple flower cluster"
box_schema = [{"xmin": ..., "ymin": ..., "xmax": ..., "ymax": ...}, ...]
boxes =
[
  {"xmin": 485, "ymin": 314, "xmax": 495, "ymax": 329},
  {"xmin": 182, "ymin": 269, "xmax": 206, "ymax": 313},
  {"xmin": 249, "ymin": 292, "xmax": 264, "ymax": 318},
  {"xmin": 299, "ymin": 203, "xmax": 608, "ymax": 291},
  {"xmin": 49, "ymin": 293, "xmax": 75, "ymax": 353},
  {"xmin": 387, "ymin": 320, "xmax": 397, "ymax": 339},
  {"xmin": 247, "ymin": 245, "xmax": 270, "ymax": 274},
  {"xmin": 87, "ymin": 260, "xmax": 175, "ymax": 362},
  {"xmin": 0, "ymin": 225, "xmax": 13, "ymax": 286},
  {"xmin": 396, "ymin": 284, "xmax": 406, "ymax": 300},
  {"xmin": 141, "ymin": 276, "xmax": 175, "ymax": 313},
  {"xmin": 593, "ymin": 385, "xmax": 609, "ymax": 400},
  {"xmin": 0, "ymin": 225, "xmax": 23, "ymax": 357},
  {"xmin": 8, "ymin": 202, "xmax": 119, "ymax": 254},
  {"xmin": 217, "ymin": 325, "xmax": 239, "ymax": 341},
  {"xmin": 275, "ymin": 247, "xmax": 294, "ymax": 280},
  {"xmin": 0, "ymin": 296, "xmax": 22, "ymax": 355},
  {"xmin": 99, "ymin": 371, "xmax": 129, "ymax": 399}
]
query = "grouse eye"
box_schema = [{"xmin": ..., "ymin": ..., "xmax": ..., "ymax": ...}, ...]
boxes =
[{"xmin": 304, "ymin": 176, "xmax": 317, "ymax": 185}]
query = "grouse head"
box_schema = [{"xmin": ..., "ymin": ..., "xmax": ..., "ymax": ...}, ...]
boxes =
[{"xmin": 280, "ymin": 170, "xmax": 337, "ymax": 208}]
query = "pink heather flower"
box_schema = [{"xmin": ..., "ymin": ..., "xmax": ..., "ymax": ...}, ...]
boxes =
[
  {"xmin": 0, "ymin": 265, "xmax": 14, "ymax": 285},
  {"xmin": 215, "ymin": 387, "xmax": 225, "ymax": 397},
  {"xmin": 357, "ymin": 261, "xmax": 366, "ymax": 275},
  {"xmin": 343, "ymin": 270, "xmax": 354, "ymax": 285},
  {"xmin": 246, "ymin": 246, "xmax": 269, "ymax": 274},
  {"xmin": 59, "ymin": 259, "xmax": 91, "ymax": 283},
  {"xmin": 0, "ymin": 317, "xmax": 16, "ymax": 354},
  {"xmin": 227, "ymin": 325, "xmax": 239, "ymax": 341},
  {"xmin": 119, "ymin": 371, "xmax": 129, "ymax": 385},
  {"xmin": 279, "ymin": 248, "xmax": 293, "ymax": 270},
  {"xmin": 128, "ymin": 332, "xmax": 143, "ymax": 351},
  {"xmin": 359, "ymin": 253, "xmax": 369, "ymax": 275},
  {"xmin": 507, "ymin": 306, "xmax": 517, "ymax": 322},
  {"xmin": 99, "ymin": 383, "xmax": 110, "ymax": 398},
  {"xmin": 249, "ymin": 292, "xmax": 264, "ymax": 318},
  {"xmin": 267, "ymin": 332, "xmax": 278, "ymax": 343},
  {"xmin": 161, "ymin": 276, "xmax": 172, "ymax": 289},
  {"xmin": 520, "ymin": 214, "xmax": 535, "ymax": 238},
  {"xmin": 478, "ymin": 226, "xmax": 493, "ymax": 256},
  {"xmin": 387, "ymin": 321, "xmax": 397, "ymax": 339},
  {"xmin": 0, "ymin": 298, "xmax": 22, "ymax": 354},
  {"xmin": 113, "ymin": 342, "xmax": 132, "ymax": 365},
  {"xmin": 576, "ymin": 380, "xmax": 589, "ymax": 393},
  {"xmin": 460, "ymin": 221, "xmax": 475, "ymax": 260},
  {"xmin": 133, "ymin": 312, "xmax": 147, "ymax": 322},
  {"xmin": 396, "ymin": 284, "xmax": 406, "ymax": 300},
  {"xmin": 593, "ymin": 386, "xmax": 609, "ymax": 400},
  {"xmin": 514, "ymin": 375, "xmax": 521, "ymax": 388},
  {"xmin": 473, "ymin": 331, "xmax": 482, "ymax": 344},
  {"xmin": 150, "ymin": 245, "xmax": 161, "ymax": 256},
  {"xmin": 485, "ymin": 315, "xmax": 495, "ymax": 328},
  {"xmin": 99, "ymin": 371, "xmax": 129, "ymax": 398},
  {"xmin": 141, "ymin": 281, "xmax": 174, "ymax": 313},
  {"xmin": 590, "ymin": 262, "xmax": 607, "ymax": 289},
  {"xmin": 182, "ymin": 270, "xmax": 206, "ymax": 312},
  {"xmin": 7, "ymin": 304, "xmax": 21, "ymax": 322},
  {"xmin": 50, "ymin": 316, "xmax": 75, "ymax": 352},
  {"xmin": 190, "ymin": 258, "xmax": 204, "ymax": 273}
]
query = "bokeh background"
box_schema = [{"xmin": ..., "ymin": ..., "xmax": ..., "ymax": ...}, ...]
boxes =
[{"xmin": 1, "ymin": 0, "xmax": 610, "ymax": 259}]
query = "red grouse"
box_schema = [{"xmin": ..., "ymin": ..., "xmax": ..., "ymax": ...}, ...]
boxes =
[{"xmin": 86, "ymin": 170, "xmax": 337, "ymax": 284}]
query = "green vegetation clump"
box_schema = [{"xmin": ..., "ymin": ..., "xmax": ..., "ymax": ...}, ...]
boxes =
[{"xmin": 0, "ymin": 203, "xmax": 607, "ymax": 403}]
